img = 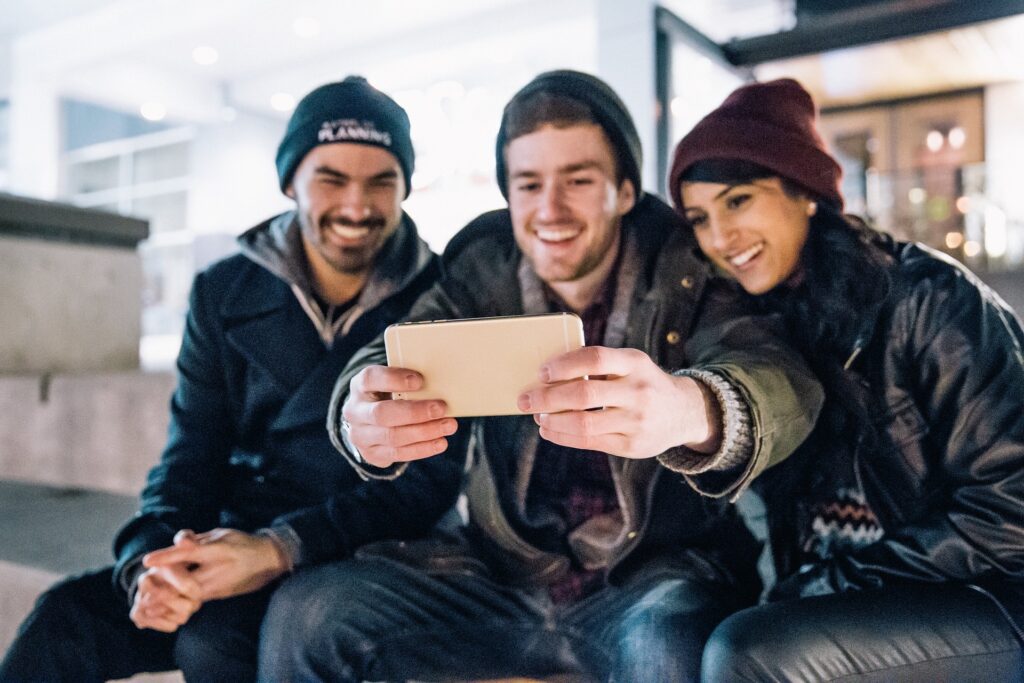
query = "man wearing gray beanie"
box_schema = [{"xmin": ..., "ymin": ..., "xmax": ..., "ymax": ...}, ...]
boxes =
[
  {"xmin": 261, "ymin": 69, "xmax": 822, "ymax": 682},
  {"xmin": 1, "ymin": 77, "xmax": 459, "ymax": 683}
]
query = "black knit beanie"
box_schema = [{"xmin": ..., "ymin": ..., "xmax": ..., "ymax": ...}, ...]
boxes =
[
  {"xmin": 495, "ymin": 70, "xmax": 642, "ymax": 200},
  {"xmin": 669, "ymin": 78, "xmax": 843, "ymax": 211},
  {"xmin": 275, "ymin": 76, "xmax": 414, "ymax": 197}
]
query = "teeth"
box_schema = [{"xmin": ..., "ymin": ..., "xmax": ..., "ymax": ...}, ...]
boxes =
[
  {"xmin": 536, "ymin": 228, "xmax": 580, "ymax": 242},
  {"xmin": 330, "ymin": 225, "xmax": 370, "ymax": 240},
  {"xmin": 730, "ymin": 242, "xmax": 764, "ymax": 267}
]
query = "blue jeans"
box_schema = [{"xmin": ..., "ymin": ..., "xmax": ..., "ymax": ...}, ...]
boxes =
[
  {"xmin": 258, "ymin": 555, "xmax": 746, "ymax": 683},
  {"xmin": 702, "ymin": 583, "xmax": 1024, "ymax": 681},
  {"xmin": 0, "ymin": 567, "xmax": 272, "ymax": 683}
]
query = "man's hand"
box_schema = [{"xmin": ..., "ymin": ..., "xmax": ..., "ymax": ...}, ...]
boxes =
[
  {"xmin": 517, "ymin": 346, "xmax": 722, "ymax": 458},
  {"xmin": 129, "ymin": 559, "xmax": 202, "ymax": 633},
  {"xmin": 143, "ymin": 528, "xmax": 289, "ymax": 603},
  {"xmin": 342, "ymin": 364, "xmax": 459, "ymax": 468}
]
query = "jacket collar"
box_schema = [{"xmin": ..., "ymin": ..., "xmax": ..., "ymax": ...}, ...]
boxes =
[
  {"xmin": 220, "ymin": 210, "xmax": 435, "ymax": 432},
  {"xmin": 232, "ymin": 209, "xmax": 434, "ymax": 324}
]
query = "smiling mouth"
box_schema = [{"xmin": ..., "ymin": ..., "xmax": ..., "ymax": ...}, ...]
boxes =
[
  {"xmin": 535, "ymin": 226, "xmax": 582, "ymax": 243},
  {"xmin": 328, "ymin": 224, "xmax": 372, "ymax": 240},
  {"xmin": 728, "ymin": 241, "xmax": 765, "ymax": 268}
]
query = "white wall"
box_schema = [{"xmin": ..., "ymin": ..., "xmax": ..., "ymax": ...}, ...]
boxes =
[
  {"xmin": 187, "ymin": 112, "xmax": 290, "ymax": 235},
  {"xmin": 985, "ymin": 81, "xmax": 1024, "ymax": 224},
  {"xmin": 0, "ymin": 37, "xmax": 11, "ymax": 99}
]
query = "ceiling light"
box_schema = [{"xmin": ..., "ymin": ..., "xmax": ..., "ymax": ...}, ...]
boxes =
[
  {"xmin": 926, "ymin": 130, "xmax": 943, "ymax": 152},
  {"xmin": 192, "ymin": 46, "xmax": 219, "ymax": 66},
  {"xmin": 908, "ymin": 187, "xmax": 926, "ymax": 204},
  {"xmin": 140, "ymin": 102, "xmax": 167, "ymax": 121},
  {"xmin": 270, "ymin": 92, "xmax": 296, "ymax": 112},
  {"xmin": 293, "ymin": 16, "xmax": 320, "ymax": 38},
  {"xmin": 945, "ymin": 231, "xmax": 964, "ymax": 249}
]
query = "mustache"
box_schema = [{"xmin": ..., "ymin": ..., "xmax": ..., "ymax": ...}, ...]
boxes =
[{"xmin": 321, "ymin": 215, "xmax": 388, "ymax": 231}]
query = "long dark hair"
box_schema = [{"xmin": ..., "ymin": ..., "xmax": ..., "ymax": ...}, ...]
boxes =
[
  {"xmin": 758, "ymin": 204, "xmax": 893, "ymax": 363},
  {"xmin": 680, "ymin": 160, "xmax": 895, "ymax": 573}
]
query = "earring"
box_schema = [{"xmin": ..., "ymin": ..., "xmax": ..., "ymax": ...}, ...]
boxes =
[{"xmin": 807, "ymin": 201, "xmax": 818, "ymax": 217}]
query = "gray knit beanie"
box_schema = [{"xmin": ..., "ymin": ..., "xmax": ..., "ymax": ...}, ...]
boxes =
[{"xmin": 495, "ymin": 70, "xmax": 642, "ymax": 199}]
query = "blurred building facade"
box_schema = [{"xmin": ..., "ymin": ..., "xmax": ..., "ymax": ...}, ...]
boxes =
[{"xmin": 2, "ymin": 0, "xmax": 1023, "ymax": 370}]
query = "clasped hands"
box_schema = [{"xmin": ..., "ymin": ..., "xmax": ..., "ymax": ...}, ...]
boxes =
[
  {"xmin": 128, "ymin": 527, "xmax": 289, "ymax": 633},
  {"xmin": 343, "ymin": 345, "xmax": 721, "ymax": 469}
]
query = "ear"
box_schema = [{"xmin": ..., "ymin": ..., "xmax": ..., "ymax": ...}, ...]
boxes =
[
  {"xmin": 284, "ymin": 183, "xmax": 296, "ymax": 200},
  {"xmin": 616, "ymin": 178, "xmax": 637, "ymax": 215}
]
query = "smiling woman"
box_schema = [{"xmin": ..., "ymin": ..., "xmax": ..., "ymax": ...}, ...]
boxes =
[{"xmin": 668, "ymin": 78, "xmax": 1024, "ymax": 682}]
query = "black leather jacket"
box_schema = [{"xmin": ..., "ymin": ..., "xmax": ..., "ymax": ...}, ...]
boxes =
[{"xmin": 760, "ymin": 239, "xmax": 1024, "ymax": 635}]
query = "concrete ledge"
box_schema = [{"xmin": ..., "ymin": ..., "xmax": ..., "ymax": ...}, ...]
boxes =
[{"xmin": 0, "ymin": 192, "xmax": 148, "ymax": 250}]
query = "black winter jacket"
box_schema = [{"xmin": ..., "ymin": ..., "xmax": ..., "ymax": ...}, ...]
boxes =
[
  {"xmin": 111, "ymin": 213, "xmax": 458, "ymax": 593},
  {"xmin": 760, "ymin": 240, "xmax": 1024, "ymax": 635}
]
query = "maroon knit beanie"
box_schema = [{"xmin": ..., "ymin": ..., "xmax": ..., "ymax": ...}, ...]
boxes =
[{"xmin": 668, "ymin": 78, "xmax": 843, "ymax": 211}]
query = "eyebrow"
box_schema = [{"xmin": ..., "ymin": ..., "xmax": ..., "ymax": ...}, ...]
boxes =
[
  {"xmin": 314, "ymin": 166, "xmax": 398, "ymax": 181},
  {"xmin": 714, "ymin": 183, "xmax": 746, "ymax": 201},
  {"xmin": 510, "ymin": 160, "xmax": 604, "ymax": 180}
]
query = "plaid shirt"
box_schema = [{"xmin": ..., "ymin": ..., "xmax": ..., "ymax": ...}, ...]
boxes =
[{"xmin": 527, "ymin": 282, "xmax": 621, "ymax": 605}]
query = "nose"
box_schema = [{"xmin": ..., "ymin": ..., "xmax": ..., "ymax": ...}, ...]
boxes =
[
  {"xmin": 706, "ymin": 215, "xmax": 739, "ymax": 252},
  {"xmin": 337, "ymin": 183, "xmax": 372, "ymax": 221},
  {"xmin": 535, "ymin": 182, "xmax": 569, "ymax": 223}
]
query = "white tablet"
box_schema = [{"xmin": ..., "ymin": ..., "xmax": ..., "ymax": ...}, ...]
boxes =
[{"xmin": 384, "ymin": 313, "xmax": 585, "ymax": 417}]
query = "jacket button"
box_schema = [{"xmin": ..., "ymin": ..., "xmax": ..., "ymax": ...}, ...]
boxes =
[
  {"xmin": 680, "ymin": 276, "xmax": 694, "ymax": 289},
  {"xmin": 666, "ymin": 331, "xmax": 681, "ymax": 344}
]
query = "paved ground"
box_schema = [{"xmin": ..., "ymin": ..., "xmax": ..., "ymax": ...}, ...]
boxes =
[{"xmin": 0, "ymin": 479, "xmax": 137, "ymax": 574}]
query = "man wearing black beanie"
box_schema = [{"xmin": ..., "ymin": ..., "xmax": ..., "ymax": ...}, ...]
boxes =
[
  {"xmin": 1, "ymin": 77, "xmax": 460, "ymax": 683},
  {"xmin": 261, "ymin": 70, "xmax": 822, "ymax": 682}
]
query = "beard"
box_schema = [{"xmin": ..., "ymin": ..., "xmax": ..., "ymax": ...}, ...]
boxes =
[{"xmin": 300, "ymin": 209, "xmax": 396, "ymax": 276}]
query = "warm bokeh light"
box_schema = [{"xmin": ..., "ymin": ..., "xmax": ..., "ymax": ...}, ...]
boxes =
[
  {"xmin": 945, "ymin": 231, "xmax": 965, "ymax": 249},
  {"xmin": 948, "ymin": 126, "xmax": 966, "ymax": 149}
]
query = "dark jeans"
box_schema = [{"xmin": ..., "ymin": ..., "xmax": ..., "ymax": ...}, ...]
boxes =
[
  {"xmin": 0, "ymin": 567, "xmax": 272, "ymax": 683},
  {"xmin": 258, "ymin": 556, "xmax": 746, "ymax": 683},
  {"xmin": 702, "ymin": 583, "xmax": 1024, "ymax": 682}
]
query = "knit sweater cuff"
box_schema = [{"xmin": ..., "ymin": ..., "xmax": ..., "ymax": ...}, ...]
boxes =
[
  {"xmin": 657, "ymin": 368, "xmax": 754, "ymax": 475},
  {"xmin": 257, "ymin": 524, "xmax": 302, "ymax": 572}
]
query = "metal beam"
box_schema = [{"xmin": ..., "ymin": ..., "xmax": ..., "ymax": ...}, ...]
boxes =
[
  {"xmin": 723, "ymin": 0, "xmax": 1024, "ymax": 66},
  {"xmin": 654, "ymin": 6, "xmax": 732, "ymax": 67}
]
